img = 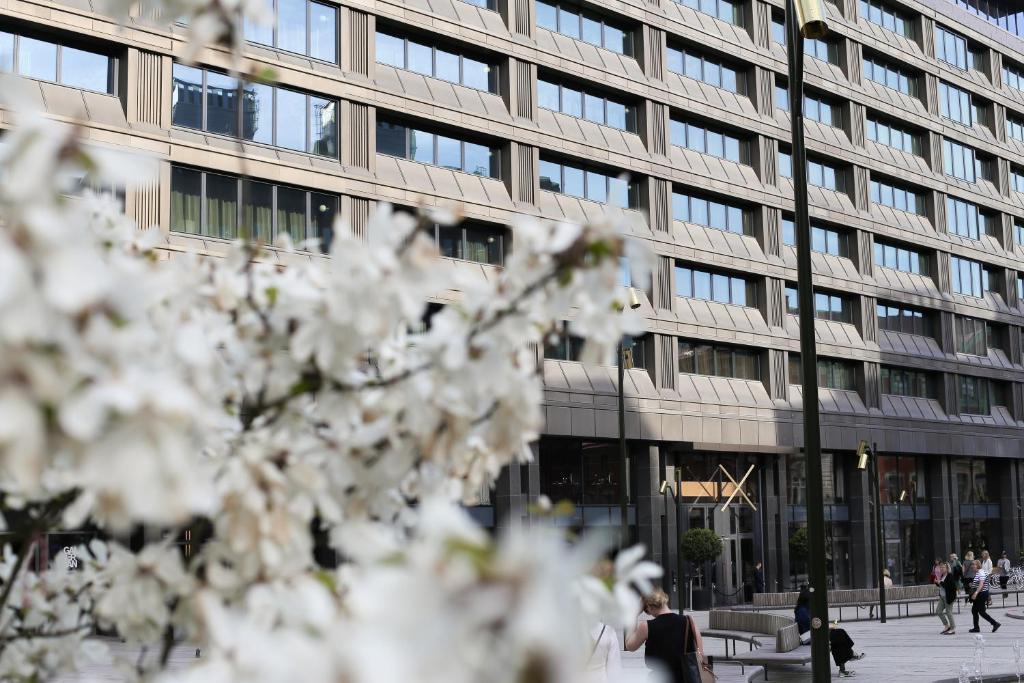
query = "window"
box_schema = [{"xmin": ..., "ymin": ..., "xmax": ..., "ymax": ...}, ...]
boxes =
[
  {"xmin": 1013, "ymin": 169, "xmax": 1024, "ymax": 193},
  {"xmin": 779, "ymin": 149, "xmax": 793, "ymax": 178},
  {"xmin": 859, "ymin": 0, "xmax": 910, "ymax": 37},
  {"xmin": 535, "ymin": 0, "xmax": 632, "ymax": 54},
  {"xmin": 877, "ymin": 303, "xmax": 932, "ymax": 337},
  {"xmin": 775, "ymin": 78, "xmax": 790, "ymax": 111},
  {"xmin": 874, "ymin": 239, "xmax": 928, "ymax": 275},
  {"xmin": 543, "ymin": 325, "xmax": 585, "ymax": 360},
  {"xmin": 863, "ymin": 55, "xmax": 916, "ymax": 96},
  {"xmin": 785, "ymin": 286, "xmax": 853, "ymax": 322},
  {"xmin": 942, "ymin": 138, "xmax": 980, "ymax": 182},
  {"xmin": 460, "ymin": 0, "xmax": 496, "ymax": 9},
  {"xmin": 938, "ymin": 81, "xmax": 973, "ymax": 126},
  {"xmin": 805, "ymin": 93, "xmax": 839, "ymax": 127},
  {"xmin": 669, "ymin": 118, "xmax": 744, "ymax": 163},
  {"xmin": 1007, "ymin": 114, "xmax": 1024, "ymax": 143},
  {"xmin": 870, "ymin": 179, "xmax": 924, "ymax": 215},
  {"xmin": 171, "ymin": 64, "xmax": 338, "ymax": 157},
  {"xmin": 956, "ymin": 316, "xmax": 989, "ymax": 355},
  {"xmin": 672, "ymin": 191, "xmax": 747, "ymax": 234},
  {"xmin": 1004, "ymin": 61, "xmax": 1024, "ymax": 93},
  {"xmin": 244, "ymin": 0, "xmax": 337, "ymax": 62},
  {"xmin": 377, "ymin": 119, "xmax": 499, "ymax": 177},
  {"xmin": 782, "ymin": 219, "xmax": 850, "ymax": 256},
  {"xmin": 771, "ymin": 12, "xmax": 786, "ymax": 43},
  {"xmin": 934, "ymin": 25, "xmax": 970, "ymax": 70},
  {"xmin": 667, "ymin": 45, "xmax": 740, "ymax": 93},
  {"xmin": 866, "ymin": 115, "xmax": 920, "ymax": 155},
  {"xmin": 808, "ymin": 158, "xmax": 842, "ymax": 190},
  {"xmin": 169, "ymin": 166, "xmax": 337, "ymax": 246},
  {"xmin": 537, "ymin": 77, "xmax": 635, "ymax": 131},
  {"xmin": 0, "ymin": 30, "xmax": 113, "ymax": 93},
  {"xmin": 538, "ymin": 438, "xmax": 626, "ymax": 506},
  {"xmin": 1018, "ymin": 274, "xmax": 1024, "ymax": 302},
  {"xmin": 789, "ymin": 357, "xmax": 857, "ymax": 389},
  {"xmin": 1016, "ymin": 220, "xmax": 1024, "ymax": 246},
  {"xmin": 672, "ymin": 0, "xmax": 742, "ymax": 24},
  {"xmin": 676, "ymin": 265, "xmax": 754, "ymax": 306},
  {"xmin": 806, "ymin": 37, "xmax": 839, "ymax": 65},
  {"xmin": 539, "ymin": 158, "xmax": 637, "ymax": 207},
  {"xmin": 945, "ymin": 196, "xmax": 985, "ymax": 240},
  {"xmin": 678, "ymin": 340, "xmax": 760, "ymax": 379},
  {"xmin": 950, "ymin": 255, "xmax": 985, "ymax": 297},
  {"xmin": 958, "ymin": 375, "xmax": 1005, "ymax": 415},
  {"xmin": 428, "ymin": 221, "xmax": 507, "ymax": 265},
  {"xmin": 881, "ymin": 366, "xmax": 935, "ymax": 398},
  {"xmin": 376, "ymin": 32, "xmax": 496, "ymax": 92}
]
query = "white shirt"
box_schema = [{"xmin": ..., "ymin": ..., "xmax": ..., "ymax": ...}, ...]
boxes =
[
  {"xmin": 982, "ymin": 559, "xmax": 993, "ymax": 573},
  {"xmin": 999, "ymin": 558, "xmax": 1012, "ymax": 574},
  {"xmin": 972, "ymin": 568, "xmax": 991, "ymax": 593},
  {"xmin": 584, "ymin": 623, "xmax": 622, "ymax": 683}
]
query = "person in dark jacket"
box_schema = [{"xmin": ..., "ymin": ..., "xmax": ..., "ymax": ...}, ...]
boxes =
[
  {"xmin": 935, "ymin": 561, "xmax": 958, "ymax": 634},
  {"xmin": 794, "ymin": 586, "xmax": 865, "ymax": 678},
  {"xmin": 626, "ymin": 589, "xmax": 705, "ymax": 683},
  {"xmin": 754, "ymin": 561, "xmax": 765, "ymax": 594}
]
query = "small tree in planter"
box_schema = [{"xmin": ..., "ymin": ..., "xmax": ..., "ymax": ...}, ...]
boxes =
[
  {"xmin": 681, "ymin": 528, "xmax": 723, "ymax": 610},
  {"xmin": 789, "ymin": 527, "xmax": 809, "ymax": 589}
]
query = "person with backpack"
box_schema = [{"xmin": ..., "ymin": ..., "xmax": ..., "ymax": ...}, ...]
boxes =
[
  {"xmin": 968, "ymin": 559, "xmax": 1001, "ymax": 633},
  {"xmin": 626, "ymin": 589, "xmax": 707, "ymax": 683}
]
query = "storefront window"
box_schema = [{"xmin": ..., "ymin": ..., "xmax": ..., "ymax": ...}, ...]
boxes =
[
  {"xmin": 539, "ymin": 438, "xmax": 626, "ymax": 506},
  {"xmin": 878, "ymin": 454, "xmax": 926, "ymax": 504}
]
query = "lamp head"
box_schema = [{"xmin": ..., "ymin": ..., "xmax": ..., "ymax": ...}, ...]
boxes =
[
  {"xmin": 899, "ymin": 490, "xmax": 907, "ymax": 502},
  {"xmin": 659, "ymin": 480, "xmax": 670, "ymax": 494},
  {"xmin": 793, "ymin": 0, "xmax": 828, "ymax": 39},
  {"xmin": 855, "ymin": 439, "xmax": 871, "ymax": 471},
  {"xmin": 628, "ymin": 287, "xmax": 642, "ymax": 310}
]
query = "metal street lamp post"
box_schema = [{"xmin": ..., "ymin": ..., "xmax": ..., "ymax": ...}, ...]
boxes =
[
  {"xmin": 857, "ymin": 440, "xmax": 886, "ymax": 623},
  {"xmin": 618, "ymin": 288, "xmax": 642, "ymax": 547},
  {"xmin": 786, "ymin": 0, "xmax": 832, "ymax": 678}
]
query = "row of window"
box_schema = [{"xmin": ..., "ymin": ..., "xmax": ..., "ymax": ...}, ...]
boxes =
[
  {"xmin": 536, "ymin": 0, "xmax": 632, "ymax": 54},
  {"xmin": 538, "ymin": 78, "xmax": 634, "ymax": 131},
  {"xmin": 244, "ymin": 0, "xmax": 336, "ymax": 62},
  {"xmin": 864, "ymin": 55, "xmax": 917, "ymax": 97},
  {"xmin": 781, "ymin": 220, "xmax": 850, "ymax": 257},
  {"xmin": 0, "ymin": 29, "xmax": 113, "ymax": 94},
  {"xmin": 867, "ymin": 116, "xmax": 920, "ymax": 155},
  {"xmin": 669, "ymin": 119, "xmax": 743, "ymax": 163},
  {"xmin": 376, "ymin": 31, "xmax": 496, "ymax": 93},
  {"xmin": 539, "ymin": 159, "xmax": 637, "ymax": 206},
  {"xmin": 874, "ymin": 240, "xmax": 928, "ymax": 275},
  {"xmin": 377, "ymin": 119, "xmax": 499, "ymax": 178},
  {"xmin": 672, "ymin": 192, "xmax": 747, "ymax": 234}
]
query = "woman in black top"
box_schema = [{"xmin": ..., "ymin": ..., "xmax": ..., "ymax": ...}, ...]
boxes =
[{"xmin": 625, "ymin": 589, "xmax": 705, "ymax": 683}]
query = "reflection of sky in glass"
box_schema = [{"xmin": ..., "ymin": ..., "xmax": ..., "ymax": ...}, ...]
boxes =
[
  {"xmin": 275, "ymin": 88, "xmax": 307, "ymax": 151},
  {"xmin": 0, "ymin": 33, "xmax": 13, "ymax": 72},
  {"xmin": 310, "ymin": 3, "xmax": 336, "ymax": 62},
  {"xmin": 243, "ymin": 83, "xmax": 273, "ymax": 145},
  {"xmin": 18, "ymin": 36, "xmax": 57, "ymax": 82},
  {"xmin": 278, "ymin": 0, "xmax": 307, "ymax": 54}
]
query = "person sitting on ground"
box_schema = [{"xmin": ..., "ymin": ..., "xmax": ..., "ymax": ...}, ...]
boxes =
[
  {"xmin": 626, "ymin": 589, "xmax": 705, "ymax": 683},
  {"xmin": 794, "ymin": 586, "xmax": 865, "ymax": 678}
]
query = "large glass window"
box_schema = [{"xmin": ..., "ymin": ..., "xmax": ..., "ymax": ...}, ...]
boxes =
[
  {"xmin": 775, "ymin": 77, "xmax": 790, "ymax": 111},
  {"xmin": 959, "ymin": 375, "xmax": 1005, "ymax": 415},
  {"xmin": 935, "ymin": 25, "xmax": 970, "ymax": 70},
  {"xmin": 790, "ymin": 356, "xmax": 856, "ymax": 390},
  {"xmin": 667, "ymin": 45, "xmax": 740, "ymax": 93},
  {"xmin": 538, "ymin": 438, "xmax": 625, "ymax": 506},
  {"xmin": 938, "ymin": 81, "xmax": 973, "ymax": 126},
  {"xmin": 781, "ymin": 219, "xmax": 849, "ymax": 257},
  {"xmin": 678, "ymin": 340, "xmax": 760, "ymax": 380},
  {"xmin": 805, "ymin": 93, "xmax": 839, "ymax": 126},
  {"xmin": 170, "ymin": 165, "xmax": 337, "ymax": 247},
  {"xmin": 955, "ymin": 316, "xmax": 990, "ymax": 356},
  {"xmin": 539, "ymin": 158, "xmax": 637, "ymax": 207},
  {"xmin": 1006, "ymin": 114, "xmax": 1024, "ymax": 143},
  {"xmin": 672, "ymin": 191, "xmax": 747, "ymax": 234},
  {"xmin": 866, "ymin": 115, "xmax": 921, "ymax": 155},
  {"xmin": 538, "ymin": 77, "xmax": 635, "ymax": 131},
  {"xmin": 874, "ymin": 239, "xmax": 928, "ymax": 275},
  {"xmin": 863, "ymin": 55, "xmax": 916, "ymax": 96},
  {"xmin": 877, "ymin": 454, "xmax": 927, "ymax": 505},
  {"xmin": 806, "ymin": 37, "xmax": 839, "ymax": 65},
  {"xmin": 877, "ymin": 302, "xmax": 932, "ymax": 337},
  {"xmin": 0, "ymin": 30, "xmax": 113, "ymax": 93},
  {"xmin": 377, "ymin": 120, "xmax": 499, "ymax": 178},
  {"xmin": 669, "ymin": 118, "xmax": 744, "ymax": 163},
  {"xmin": 859, "ymin": 0, "xmax": 911, "ymax": 37},
  {"xmin": 945, "ymin": 196, "xmax": 983, "ymax": 239},
  {"xmin": 942, "ymin": 138, "xmax": 980, "ymax": 182},
  {"xmin": 375, "ymin": 31, "xmax": 497, "ymax": 92},
  {"xmin": 244, "ymin": 0, "xmax": 337, "ymax": 61},
  {"xmin": 870, "ymin": 179, "xmax": 924, "ymax": 215},
  {"xmin": 807, "ymin": 158, "xmax": 842, "ymax": 190},
  {"xmin": 672, "ymin": 0, "xmax": 742, "ymax": 25},
  {"xmin": 536, "ymin": 0, "xmax": 632, "ymax": 54},
  {"xmin": 676, "ymin": 265, "xmax": 754, "ymax": 306},
  {"xmin": 880, "ymin": 366, "xmax": 935, "ymax": 398},
  {"xmin": 1004, "ymin": 61, "xmax": 1024, "ymax": 93},
  {"xmin": 172, "ymin": 64, "xmax": 337, "ymax": 158},
  {"xmin": 427, "ymin": 220, "xmax": 507, "ymax": 265},
  {"xmin": 814, "ymin": 291, "xmax": 854, "ymax": 323},
  {"xmin": 950, "ymin": 255, "xmax": 985, "ymax": 297}
]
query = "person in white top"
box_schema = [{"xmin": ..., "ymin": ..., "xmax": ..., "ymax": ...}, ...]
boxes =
[
  {"xmin": 583, "ymin": 623, "xmax": 622, "ymax": 683},
  {"xmin": 998, "ymin": 551, "xmax": 1012, "ymax": 589},
  {"xmin": 981, "ymin": 550, "xmax": 993, "ymax": 574}
]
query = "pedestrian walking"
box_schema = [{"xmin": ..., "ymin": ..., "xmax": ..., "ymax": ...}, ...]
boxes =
[
  {"xmin": 981, "ymin": 550, "xmax": 993, "ymax": 574},
  {"xmin": 794, "ymin": 587, "xmax": 865, "ymax": 677},
  {"xmin": 949, "ymin": 553, "xmax": 964, "ymax": 585},
  {"xmin": 963, "ymin": 552, "xmax": 977, "ymax": 596},
  {"xmin": 931, "ymin": 558, "xmax": 943, "ymax": 584},
  {"xmin": 626, "ymin": 589, "xmax": 707, "ymax": 683},
  {"xmin": 935, "ymin": 562, "xmax": 958, "ymax": 635},
  {"xmin": 754, "ymin": 561, "xmax": 765, "ymax": 594},
  {"xmin": 584, "ymin": 622, "xmax": 621, "ymax": 683},
  {"xmin": 998, "ymin": 551, "xmax": 1012, "ymax": 590},
  {"xmin": 882, "ymin": 569, "xmax": 893, "ymax": 588},
  {"xmin": 968, "ymin": 560, "xmax": 1001, "ymax": 633}
]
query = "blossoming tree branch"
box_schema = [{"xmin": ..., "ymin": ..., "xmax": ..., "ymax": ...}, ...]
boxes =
[{"xmin": 0, "ymin": 3, "xmax": 660, "ymax": 680}]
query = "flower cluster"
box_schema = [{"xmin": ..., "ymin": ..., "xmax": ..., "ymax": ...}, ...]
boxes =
[{"xmin": 0, "ymin": 7, "xmax": 659, "ymax": 676}]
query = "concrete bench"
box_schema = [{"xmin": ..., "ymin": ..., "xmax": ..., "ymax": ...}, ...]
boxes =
[
  {"xmin": 751, "ymin": 585, "xmax": 944, "ymax": 620},
  {"xmin": 706, "ymin": 610, "xmax": 810, "ymax": 679}
]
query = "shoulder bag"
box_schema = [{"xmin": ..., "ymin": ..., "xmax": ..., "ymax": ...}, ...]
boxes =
[{"xmin": 682, "ymin": 616, "xmax": 716, "ymax": 683}]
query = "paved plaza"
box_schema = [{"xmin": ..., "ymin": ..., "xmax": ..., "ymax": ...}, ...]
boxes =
[{"xmin": 51, "ymin": 601, "xmax": 1024, "ymax": 682}]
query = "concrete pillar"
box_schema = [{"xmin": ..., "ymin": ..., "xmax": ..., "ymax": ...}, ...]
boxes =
[
  {"xmin": 997, "ymin": 458, "xmax": 1020, "ymax": 558},
  {"xmin": 762, "ymin": 454, "xmax": 789, "ymax": 591},
  {"xmin": 928, "ymin": 456, "xmax": 955, "ymax": 562},
  {"xmin": 848, "ymin": 465, "xmax": 874, "ymax": 588},
  {"xmin": 494, "ymin": 462, "xmax": 527, "ymax": 532},
  {"xmin": 636, "ymin": 446, "xmax": 668, "ymax": 601}
]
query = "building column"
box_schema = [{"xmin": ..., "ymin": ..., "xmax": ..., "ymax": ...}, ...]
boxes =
[
  {"xmin": 930, "ymin": 456, "xmax": 957, "ymax": 558},
  {"xmin": 763, "ymin": 454, "xmax": 788, "ymax": 591},
  {"xmin": 494, "ymin": 462, "xmax": 527, "ymax": 532},
  {"xmin": 848, "ymin": 464, "xmax": 873, "ymax": 588},
  {"xmin": 635, "ymin": 445, "xmax": 668, "ymax": 601},
  {"xmin": 998, "ymin": 458, "xmax": 1021, "ymax": 559}
]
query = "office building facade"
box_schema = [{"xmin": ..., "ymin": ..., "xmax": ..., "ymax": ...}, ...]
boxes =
[{"xmin": 5, "ymin": 0, "xmax": 1024, "ymax": 606}]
